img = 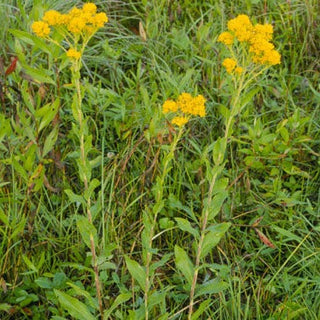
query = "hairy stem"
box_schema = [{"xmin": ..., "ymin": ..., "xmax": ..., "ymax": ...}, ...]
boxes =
[
  {"xmin": 188, "ymin": 80, "xmax": 244, "ymax": 319},
  {"xmin": 144, "ymin": 129, "xmax": 183, "ymax": 319},
  {"xmin": 73, "ymin": 63, "xmax": 103, "ymax": 318}
]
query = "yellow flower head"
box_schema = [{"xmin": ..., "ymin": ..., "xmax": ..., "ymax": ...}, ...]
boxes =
[
  {"xmin": 253, "ymin": 23, "xmax": 273, "ymax": 41},
  {"xmin": 83, "ymin": 3, "xmax": 97, "ymax": 14},
  {"xmin": 190, "ymin": 95, "xmax": 206, "ymax": 117},
  {"xmin": 235, "ymin": 66, "xmax": 243, "ymax": 75},
  {"xmin": 222, "ymin": 58, "xmax": 237, "ymax": 74},
  {"xmin": 68, "ymin": 7, "xmax": 82, "ymax": 18},
  {"xmin": 43, "ymin": 10, "xmax": 63, "ymax": 26},
  {"xmin": 227, "ymin": 14, "xmax": 253, "ymax": 42},
  {"xmin": 67, "ymin": 17, "xmax": 86, "ymax": 34},
  {"xmin": 177, "ymin": 92, "xmax": 193, "ymax": 114},
  {"xmin": 67, "ymin": 48, "xmax": 81, "ymax": 60},
  {"xmin": 162, "ymin": 100, "xmax": 178, "ymax": 114},
  {"xmin": 32, "ymin": 21, "xmax": 50, "ymax": 37},
  {"xmin": 171, "ymin": 116, "xmax": 189, "ymax": 127},
  {"xmin": 219, "ymin": 14, "xmax": 281, "ymax": 67},
  {"xmin": 217, "ymin": 32, "xmax": 234, "ymax": 45},
  {"xmin": 92, "ymin": 12, "xmax": 108, "ymax": 28}
]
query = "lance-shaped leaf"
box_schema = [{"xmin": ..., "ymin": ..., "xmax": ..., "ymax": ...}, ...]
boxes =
[
  {"xmin": 76, "ymin": 216, "xmax": 98, "ymax": 250},
  {"xmin": 175, "ymin": 217, "xmax": 199, "ymax": 239},
  {"xmin": 174, "ymin": 245, "xmax": 194, "ymax": 285},
  {"xmin": 125, "ymin": 256, "xmax": 147, "ymax": 292},
  {"xmin": 54, "ymin": 289, "xmax": 96, "ymax": 320}
]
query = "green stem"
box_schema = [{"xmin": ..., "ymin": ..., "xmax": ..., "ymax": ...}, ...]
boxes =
[
  {"xmin": 144, "ymin": 128, "xmax": 183, "ymax": 320},
  {"xmin": 188, "ymin": 80, "xmax": 245, "ymax": 319},
  {"xmin": 72, "ymin": 62, "xmax": 103, "ymax": 318}
]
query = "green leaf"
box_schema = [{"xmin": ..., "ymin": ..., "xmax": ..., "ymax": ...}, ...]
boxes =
[
  {"xmin": 42, "ymin": 126, "xmax": 58, "ymax": 157},
  {"xmin": 9, "ymin": 29, "xmax": 35, "ymax": 45},
  {"xmin": 84, "ymin": 178, "xmax": 100, "ymax": 200},
  {"xmin": 201, "ymin": 223, "xmax": 230, "ymax": 259},
  {"xmin": 217, "ymin": 104, "xmax": 230, "ymax": 119},
  {"xmin": 175, "ymin": 217, "xmax": 199, "ymax": 239},
  {"xmin": 124, "ymin": 256, "xmax": 147, "ymax": 292},
  {"xmin": 279, "ymin": 127, "xmax": 289, "ymax": 143},
  {"xmin": 76, "ymin": 216, "xmax": 98, "ymax": 250},
  {"xmin": 22, "ymin": 255, "xmax": 38, "ymax": 273},
  {"xmin": 174, "ymin": 245, "xmax": 194, "ymax": 285},
  {"xmin": 103, "ymin": 293, "xmax": 132, "ymax": 319},
  {"xmin": 206, "ymin": 222, "xmax": 231, "ymax": 237},
  {"xmin": 272, "ymin": 226, "xmax": 302, "ymax": 242},
  {"xmin": 191, "ymin": 299, "xmax": 211, "ymax": 320},
  {"xmin": 54, "ymin": 289, "xmax": 96, "ymax": 320},
  {"xmin": 36, "ymin": 99, "xmax": 60, "ymax": 132},
  {"xmin": 64, "ymin": 189, "xmax": 85, "ymax": 205},
  {"xmin": 195, "ymin": 279, "xmax": 228, "ymax": 297},
  {"xmin": 237, "ymin": 87, "xmax": 260, "ymax": 113},
  {"xmin": 200, "ymin": 231, "xmax": 221, "ymax": 259},
  {"xmin": 35, "ymin": 277, "xmax": 52, "ymax": 289},
  {"xmin": 23, "ymin": 64, "xmax": 56, "ymax": 85},
  {"xmin": 206, "ymin": 190, "xmax": 228, "ymax": 220},
  {"xmin": 0, "ymin": 303, "xmax": 12, "ymax": 312},
  {"xmin": 213, "ymin": 137, "xmax": 226, "ymax": 165},
  {"xmin": 67, "ymin": 282, "xmax": 99, "ymax": 310},
  {"xmin": 0, "ymin": 209, "xmax": 9, "ymax": 226}
]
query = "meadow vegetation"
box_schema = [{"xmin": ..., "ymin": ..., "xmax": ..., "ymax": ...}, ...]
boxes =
[{"xmin": 0, "ymin": 0, "xmax": 319, "ymax": 319}]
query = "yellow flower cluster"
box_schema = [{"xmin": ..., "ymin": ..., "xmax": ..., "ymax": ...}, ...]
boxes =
[
  {"xmin": 221, "ymin": 58, "xmax": 243, "ymax": 75},
  {"xmin": 67, "ymin": 48, "xmax": 81, "ymax": 60},
  {"xmin": 171, "ymin": 116, "xmax": 189, "ymax": 127},
  {"xmin": 31, "ymin": 21, "xmax": 51, "ymax": 38},
  {"xmin": 162, "ymin": 93, "xmax": 206, "ymax": 127},
  {"xmin": 32, "ymin": 3, "xmax": 108, "ymax": 38},
  {"xmin": 218, "ymin": 14, "xmax": 281, "ymax": 67}
]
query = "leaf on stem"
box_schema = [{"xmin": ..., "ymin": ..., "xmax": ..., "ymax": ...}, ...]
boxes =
[
  {"xmin": 175, "ymin": 217, "xmax": 199, "ymax": 239},
  {"xmin": 174, "ymin": 245, "xmax": 194, "ymax": 285},
  {"xmin": 124, "ymin": 256, "xmax": 147, "ymax": 292},
  {"xmin": 54, "ymin": 289, "xmax": 96, "ymax": 320}
]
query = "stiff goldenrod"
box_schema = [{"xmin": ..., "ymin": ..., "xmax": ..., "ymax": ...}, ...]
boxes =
[
  {"xmin": 32, "ymin": 2, "xmax": 108, "ymax": 61},
  {"xmin": 162, "ymin": 93, "xmax": 206, "ymax": 127},
  {"xmin": 66, "ymin": 48, "xmax": 81, "ymax": 60},
  {"xmin": 31, "ymin": 3, "xmax": 108, "ymax": 317},
  {"xmin": 218, "ymin": 14, "xmax": 281, "ymax": 76},
  {"xmin": 31, "ymin": 21, "xmax": 50, "ymax": 37}
]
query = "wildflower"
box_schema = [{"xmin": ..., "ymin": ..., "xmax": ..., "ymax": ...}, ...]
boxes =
[
  {"xmin": 67, "ymin": 48, "xmax": 81, "ymax": 59},
  {"xmin": 190, "ymin": 94, "xmax": 206, "ymax": 117},
  {"xmin": 83, "ymin": 3, "xmax": 97, "ymax": 14},
  {"xmin": 252, "ymin": 23, "xmax": 273, "ymax": 41},
  {"xmin": 222, "ymin": 58, "xmax": 237, "ymax": 74},
  {"xmin": 32, "ymin": 21, "xmax": 50, "ymax": 37},
  {"xmin": 171, "ymin": 116, "xmax": 189, "ymax": 127},
  {"xmin": 42, "ymin": 10, "xmax": 62, "ymax": 26},
  {"xmin": 68, "ymin": 7, "xmax": 82, "ymax": 18},
  {"xmin": 217, "ymin": 32, "xmax": 234, "ymax": 45},
  {"xmin": 92, "ymin": 12, "xmax": 108, "ymax": 28},
  {"xmin": 162, "ymin": 100, "xmax": 178, "ymax": 113},
  {"xmin": 177, "ymin": 92, "xmax": 193, "ymax": 115},
  {"xmin": 67, "ymin": 17, "xmax": 86, "ymax": 34},
  {"xmin": 218, "ymin": 14, "xmax": 281, "ymax": 67},
  {"xmin": 235, "ymin": 66, "xmax": 243, "ymax": 75},
  {"xmin": 227, "ymin": 14, "xmax": 253, "ymax": 42}
]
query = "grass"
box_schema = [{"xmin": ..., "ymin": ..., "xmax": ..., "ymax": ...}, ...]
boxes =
[{"xmin": 0, "ymin": 0, "xmax": 319, "ymax": 319}]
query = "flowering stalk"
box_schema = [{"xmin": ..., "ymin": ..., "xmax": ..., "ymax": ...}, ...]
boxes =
[
  {"xmin": 140, "ymin": 94, "xmax": 206, "ymax": 318},
  {"xmin": 31, "ymin": 3, "xmax": 108, "ymax": 318},
  {"xmin": 144, "ymin": 128, "xmax": 183, "ymax": 320},
  {"xmin": 188, "ymin": 14, "xmax": 281, "ymax": 318},
  {"xmin": 71, "ymin": 58, "xmax": 103, "ymax": 317}
]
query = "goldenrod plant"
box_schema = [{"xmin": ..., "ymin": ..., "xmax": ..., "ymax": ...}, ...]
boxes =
[
  {"xmin": 0, "ymin": 2, "xmax": 318, "ymax": 319},
  {"xmin": 32, "ymin": 3, "xmax": 108, "ymax": 318}
]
